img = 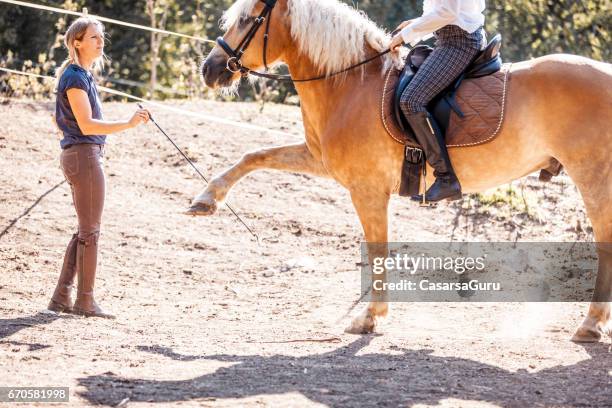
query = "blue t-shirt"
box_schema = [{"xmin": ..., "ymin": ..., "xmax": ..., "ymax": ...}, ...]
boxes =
[{"xmin": 56, "ymin": 64, "xmax": 106, "ymax": 149}]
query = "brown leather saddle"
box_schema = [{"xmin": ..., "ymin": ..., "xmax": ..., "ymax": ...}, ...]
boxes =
[
  {"xmin": 385, "ymin": 35, "xmax": 562, "ymax": 196},
  {"xmin": 394, "ymin": 34, "xmax": 504, "ymax": 143}
]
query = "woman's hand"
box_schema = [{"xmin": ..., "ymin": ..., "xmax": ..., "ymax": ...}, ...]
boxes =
[
  {"xmin": 128, "ymin": 108, "xmax": 150, "ymax": 128},
  {"xmin": 67, "ymin": 89, "xmax": 151, "ymax": 135}
]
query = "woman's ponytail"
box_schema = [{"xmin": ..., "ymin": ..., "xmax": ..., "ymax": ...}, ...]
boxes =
[{"xmin": 54, "ymin": 58, "xmax": 72, "ymax": 93}]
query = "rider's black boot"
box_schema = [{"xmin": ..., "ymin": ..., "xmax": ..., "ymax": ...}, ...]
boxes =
[{"xmin": 405, "ymin": 111, "xmax": 462, "ymax": 203}]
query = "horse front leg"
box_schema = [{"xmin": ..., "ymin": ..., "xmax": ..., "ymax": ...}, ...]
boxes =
[
  {"xmin": 345, "ymin": 189, "xmax": 390, "ymax": 334},
  {"xmin": 187, "ymin": 142, "xmax": 328, "ymax": 216}
]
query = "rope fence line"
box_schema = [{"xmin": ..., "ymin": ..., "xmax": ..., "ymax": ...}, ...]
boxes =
[
  {"xmin": 0, "ymin": 0, "xmax": 217, "ymax": 45},
  {"xmin": 0, "ymin": 1, "xmax": 300, "ymax": 136},
  {"xmin": 108, "ymin": 77, "xmax": 190, "ymax": 97},
  {"xmin": 0, "ymin": 67, "xmax": 299, "ymax": 138},
  {"xmin": 0, "ymin": 56, "xmax": 192, "ymax": 97}
]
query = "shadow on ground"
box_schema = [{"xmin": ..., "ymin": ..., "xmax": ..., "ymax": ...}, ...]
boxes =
[
  {"xmin": 0, "ymin": 312, "xmax": 68, "ymax": 351},
  {"xmin": 77, "ymin": 336, "xmax": 611, "ymax": 407}
]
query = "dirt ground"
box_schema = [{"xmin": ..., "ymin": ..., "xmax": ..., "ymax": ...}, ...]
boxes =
[{"xmin": 0, "ymin": 99, "xmax": 610, "ymax": 407}]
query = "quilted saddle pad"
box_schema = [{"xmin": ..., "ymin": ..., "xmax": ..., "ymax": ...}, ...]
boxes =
[{"xmin": 381, "ymin": 64, "xmax": 511, "ymax": 148}]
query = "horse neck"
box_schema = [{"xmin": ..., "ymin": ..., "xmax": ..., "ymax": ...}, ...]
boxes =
[{"xmin": 283, "ymin": 44, "xmax": 386, "ymax": 140}]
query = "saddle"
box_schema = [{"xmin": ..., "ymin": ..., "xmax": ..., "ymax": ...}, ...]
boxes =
[
  {"xmin": 383, "ymin": 34, "xmax": 563, "ymax": 197},
  {"xmin": 395, "ymin": 34, "xmax": 504, "ymax": 146}
]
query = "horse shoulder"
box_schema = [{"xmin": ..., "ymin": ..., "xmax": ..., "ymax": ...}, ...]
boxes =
[{"xmin": 316, "ymin": 86, "xmax": 401, "ymax": 192}]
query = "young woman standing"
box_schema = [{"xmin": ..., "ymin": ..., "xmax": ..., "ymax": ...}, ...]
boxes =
[{"xmin": 48, "ymin": 16, "xmax": 150, "ymax": 318}]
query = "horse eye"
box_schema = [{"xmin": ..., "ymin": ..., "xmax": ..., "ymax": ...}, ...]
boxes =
[{"xmin": 239, "ymin": 16, "xmax": 255, "ymax": 28}]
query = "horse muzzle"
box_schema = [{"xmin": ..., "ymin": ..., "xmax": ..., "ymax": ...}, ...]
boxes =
[{"xmin": 201, "ymin": 53, "xmax": 239, "ymax": 89}]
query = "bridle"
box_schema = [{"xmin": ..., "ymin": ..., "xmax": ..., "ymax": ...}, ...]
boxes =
[
  {"xmin": 215, "ymin": 0, "xmax": 392, "ymax": 83},
  {"xmin": 217, "ymin": 0, "xmax": 277, "ymax": 77}
]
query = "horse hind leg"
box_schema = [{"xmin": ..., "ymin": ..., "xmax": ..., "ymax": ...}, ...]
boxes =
[
  {"xmin": 572, "ymin": 241, "xmax": 612, "ymax": 343},
  {"xmin": 187, "ymin": 142, "xmax": 328, "ymax": 216},
  {"xmin": 564, "ymin": 164, "xmax": 612, "ymax": 342}
]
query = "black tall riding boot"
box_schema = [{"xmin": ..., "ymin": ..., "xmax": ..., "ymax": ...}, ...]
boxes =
[{"xmin": 405, "ymin": 111, "xmax": 462, "ymax": 202}]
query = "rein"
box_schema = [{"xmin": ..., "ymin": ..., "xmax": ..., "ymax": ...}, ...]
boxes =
[
  {"xmin": 247, "ymin": 49, "xmax": 392, "ymax": 83},
  {"xmin": 216, "ymin": 0, "xmax": 393, "ymax": 83}
]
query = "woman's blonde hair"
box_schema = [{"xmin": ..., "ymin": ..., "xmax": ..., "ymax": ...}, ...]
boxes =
[{"xmin": 54, "ymin": 16, "xmax": 106, "ymax": 91}]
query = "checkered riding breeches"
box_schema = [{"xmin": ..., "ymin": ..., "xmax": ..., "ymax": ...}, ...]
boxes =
[{"xmin": 400, "ymin": 25, "xmax": 486, "ymax": 114}]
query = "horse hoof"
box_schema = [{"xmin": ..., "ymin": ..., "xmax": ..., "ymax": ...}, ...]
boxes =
[
  {"xmin": 345, "ymin": 315, "xmax": 376, "ymax": 334},
  {"xmin": 571, "ymin": 320, "xmax": 611, "ymax": 343},
  {"xmin": 344, "ymin": 307, "xmax": 385, "ymax": 334},
  {"xmin": 571, "ymin": 326, "xmax": 602, "ymax": 343},
  {"xmin": 185, "ymin": 199, "xmax": 218, "ymax": 216}
]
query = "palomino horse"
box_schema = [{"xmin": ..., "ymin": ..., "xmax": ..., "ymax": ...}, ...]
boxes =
[{"xmin": 190, "ymin": 0, "xmax": 612, "ymax": 342}]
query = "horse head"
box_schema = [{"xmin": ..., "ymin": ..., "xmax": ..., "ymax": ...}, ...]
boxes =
[{"xmin": 201, "ymin": 0, "xmax": 290, "ymax": 89}]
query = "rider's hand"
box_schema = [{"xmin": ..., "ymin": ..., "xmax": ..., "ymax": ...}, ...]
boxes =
[
  {"xmin": 389, "ymin": 33, "xmax": 406, "ymax": 53},
  {"xmin": 128, "ymin": 108, "xmax": 150, "ymax": 128}
]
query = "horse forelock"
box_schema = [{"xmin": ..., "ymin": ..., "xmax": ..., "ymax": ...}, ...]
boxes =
[
  {"xmin": 221, "ymin": 0, "xmax": 258, "ymax": 31},
  {"xmin": 221, "ymin": 0, "xmax": 403, "ymax": 75}
]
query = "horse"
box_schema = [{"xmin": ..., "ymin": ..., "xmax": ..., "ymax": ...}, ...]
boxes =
[{"xmin": 189, "ymin": 0, "xmax": 612, "ymax": 342}]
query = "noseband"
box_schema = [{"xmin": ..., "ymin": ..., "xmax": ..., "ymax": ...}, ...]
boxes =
[
  {"xmin": 216, "ymin": 0, "xmax": 277, "ymax": 77},
  {"xmin": 215, "ymin": 0, "xmax": 391, "ymax": 83}
]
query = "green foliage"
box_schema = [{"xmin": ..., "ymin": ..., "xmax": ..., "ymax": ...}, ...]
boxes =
[
  {"xmin": 351, "ymin": 0, "xmax": 421, "ymax": 29},
  {"xmin": 486, "ymin": 0, "xmax": 611, "ymax": 61},
  {"xmin": 469, "ymin": 184, "xmax": 541, "ymax": 221},
  {"xmin": 0, "ymin": 0, "xmax": 610, "ymax": 103},
  {"xmin": 0, "ymin": 50, "xmax": 56, "ymax": 100}
]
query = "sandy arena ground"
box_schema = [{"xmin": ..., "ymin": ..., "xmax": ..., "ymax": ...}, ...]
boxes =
[{"xmin": 1, "ymin": 99, "xmax": 610, "ymax": 407}]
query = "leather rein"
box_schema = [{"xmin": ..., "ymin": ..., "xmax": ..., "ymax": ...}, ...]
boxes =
[{"xmin": 216, "ymin": 0, "xmax": 392, "ymax": 83}]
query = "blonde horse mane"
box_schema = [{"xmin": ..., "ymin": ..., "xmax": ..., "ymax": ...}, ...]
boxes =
[{"xmin": 221, "ymin": 0, "xmax": 402, "ymax": 76}]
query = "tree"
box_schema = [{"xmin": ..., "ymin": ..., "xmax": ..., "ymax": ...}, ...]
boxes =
[
  {"xmin": 146, "ymin": 0, "xmax": 169, "ymax": 98},
  {"xmin": 1, "ymin": 0, "xmax": 609, "ymax": 102}
]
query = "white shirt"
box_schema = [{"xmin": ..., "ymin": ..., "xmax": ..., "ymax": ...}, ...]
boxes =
[{"xmin": 400, "ymin": 0, "xmax": 486, "ymax": 46}]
